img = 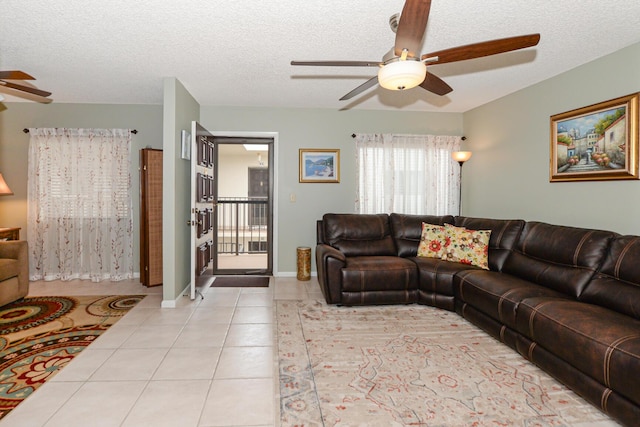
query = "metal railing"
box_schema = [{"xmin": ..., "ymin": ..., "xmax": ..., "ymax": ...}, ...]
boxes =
[{"xmin": 217, "ymin": 198, "xmax": 268, "ymax": 255}]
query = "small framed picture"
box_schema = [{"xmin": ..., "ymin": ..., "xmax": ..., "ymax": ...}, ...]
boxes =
[
  {"xmin": 550, "ymin": 93, "xmax": 638, "ymax": 182},
  {"xmin": 181, "ymin": 130, "xmax": 191, "ymax": 160},
  {"xmin": 299, "ymin": 149, "xmax": 340, "ymax": 183}
]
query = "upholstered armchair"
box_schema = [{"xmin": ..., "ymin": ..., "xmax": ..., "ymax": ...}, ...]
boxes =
[{"xmin": 0, "ymin": 240, "xmax": 29, "ymax": 306}]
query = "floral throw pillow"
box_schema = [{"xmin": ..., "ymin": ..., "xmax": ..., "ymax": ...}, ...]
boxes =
[
  {"xmin": 440, "ymin": 224, "xmax": 491, "ymax": 270},
  {"xmin": 417, "ymin": 223, "xmax": 450, "ymax": 259}
]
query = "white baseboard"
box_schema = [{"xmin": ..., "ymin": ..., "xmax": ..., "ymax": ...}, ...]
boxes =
[
  {"xmin": 160, "ymin": 299, "xmax": 176, "ymax": 308},
  {"xmin": 161, "ymin": 282, "xmax": 191, "ymax": 308},
  {"xmin": 275, "ymin": 271, "xmax": 317, "ymax": 278}
]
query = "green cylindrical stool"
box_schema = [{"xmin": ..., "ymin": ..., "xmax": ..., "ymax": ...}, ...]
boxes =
[{"xmin": 296, "ymin": 247, "xmax": 311, "ymax": 281}]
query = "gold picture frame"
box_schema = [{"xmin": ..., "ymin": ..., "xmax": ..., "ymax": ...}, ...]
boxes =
[
  {"xmin": 550, "ymin": 93, "xmax": 639, "ymax": 182},
  {"xmin": 299, "ymin": 149, "xmax": 340, "ymax": 183}
]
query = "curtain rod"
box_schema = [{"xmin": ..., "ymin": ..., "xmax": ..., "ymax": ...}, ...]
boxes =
[
  {"xmin": 351, "ymin": 133, "xmax": 466, "ymax": 140},
  {"xmin": 23, "ymin": 128, "xmax": 138, "ymax": 134}
]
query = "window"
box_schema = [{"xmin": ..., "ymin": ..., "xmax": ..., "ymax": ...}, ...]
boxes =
[
  {"xmin": 355, "ymin": 134, "xmax": 461, "ymax": 215},
  {"xmin": 27, "ymin": 128, "xmax": 134, "ymax": 281}
]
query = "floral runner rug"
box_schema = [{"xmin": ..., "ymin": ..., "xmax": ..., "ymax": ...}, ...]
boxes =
[
  {"xmin": 0, "ymin": 295, "xmax": 145, "ymax": 420},
  {"xmin": 276, "ymin": 300, "xmax": 619, "ymax": 426}
]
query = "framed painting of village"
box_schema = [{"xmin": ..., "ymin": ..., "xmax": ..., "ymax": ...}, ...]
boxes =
[
  {"xmin": 550, "ymin": 93, "xmax": 639, "ymax": 182},
  {"xmin": 299, "ymin": 149, "xmax": 340, "ymax": 183}
]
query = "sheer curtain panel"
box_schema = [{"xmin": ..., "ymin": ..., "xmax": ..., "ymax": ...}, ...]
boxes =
[
  {"xmin": 27, "ymin": 128, "xmax": 134, "ymax": 282},
  {"xmin": 355, "ymin": 133, "xmax": 461, "ymax": 215}
]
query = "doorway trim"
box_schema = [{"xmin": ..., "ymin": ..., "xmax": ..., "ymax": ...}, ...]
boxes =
[{"xmin": 211, "ymin": 131, "xmax": 279, "ymax": 276}]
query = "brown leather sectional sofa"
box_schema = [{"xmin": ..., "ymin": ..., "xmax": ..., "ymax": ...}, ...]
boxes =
[{"xmin": 315, "ymin": 213, "xmax": 640, "ymax": 426}]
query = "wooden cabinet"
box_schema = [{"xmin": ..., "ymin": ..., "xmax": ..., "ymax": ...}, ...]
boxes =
[
  {"xmin": 0, "ymin": 227, "xmax": 20, "ymax": 241},
  {"xmin": 140, "ymin": 148, "xmax": 163, "ymax": 287}
]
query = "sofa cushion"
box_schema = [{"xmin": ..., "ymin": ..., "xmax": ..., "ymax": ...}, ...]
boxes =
[
  {"xmin": 454, "ymin": 270, "xmax": 571, "ymax": 329},
  {"xmin": 390, "ymin": 213, "xmax": 454, "ymax": 257},
  {"xmin": 581, "ymin": 235, "xmax": 640, "ymax": 320},
  {"xmin": 323, "ymin": 213, "xmax": 396, "ymax": 256},
  {"xmin": 0, "ymin": 258, "xmax": 19, "ymax": 282},
  {"xmin": 454, "ymin": 217, "xmax": 525, "ymax": 271},
  {"xmin": 515, "ymin": 297, "xmax": 640, "ymax": 408},
  {"xmin": 413, "ymin": 256, "xmax": 480, "ymax": 310},
  {"xmin": 441, "ymin": 224, "xmax": 491, "ymax": 269},
  {"xmin": 501, "ymin": 221, "xmax": 616, "ymax": 298},
  {"xmin": 417, "ymin": 223, "xmax": 449, "ymax": 259}
]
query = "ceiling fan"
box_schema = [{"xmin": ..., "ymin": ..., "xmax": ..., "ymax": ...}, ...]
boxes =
[
  {"xmin": 0, "ymin": 70, "xmax": 52, "ymax": 103},
  {"xmin": 291, "ymin": 0, "xmax": 540, "ymax": 101}
]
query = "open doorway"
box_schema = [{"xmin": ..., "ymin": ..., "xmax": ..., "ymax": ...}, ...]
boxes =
[{"xmin": 213, "ymin": 137, "xmax": 274, "ymax": 275}]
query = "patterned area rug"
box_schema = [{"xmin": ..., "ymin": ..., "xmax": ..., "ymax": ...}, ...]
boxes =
[
  {"xmin": 277, "ymin": 300, "xmax": 620, "ymax": 426},
  {"xmin": 0, "ymin": 295, "xmax": 145, "ymax": 420}
]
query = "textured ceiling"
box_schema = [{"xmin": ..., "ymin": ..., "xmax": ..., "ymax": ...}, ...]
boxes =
[{"xmin": 1, "ymin": 0, "xmax": 639, "ymax": 112}]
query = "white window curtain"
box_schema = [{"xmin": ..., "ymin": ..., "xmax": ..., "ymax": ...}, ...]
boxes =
[
  {"xmin": 27, "ymin": 128, "xmax": 134, "ymax": 282},
  {"xmin": 355, "ymin": 133, "xmax": 461, "ymax": 215}
]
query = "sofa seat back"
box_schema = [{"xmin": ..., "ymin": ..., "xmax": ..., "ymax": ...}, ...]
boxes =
[
  {"xmin": 389, "ymin": 213, "xmax": 454, "ymax": 257},
  {"xmin": 454, "ymin": 217, "xmax": 525, "ymax": 272},
  {"xmin": 581, "ymin": 235, "xmax": 640, "ymax": 320},
  {"xmin": 502, "ymin": 222, "xmax": 616, "ymax": 298},
  {"xmin": 322, "ymin": 213, "xmax": 396, "ymax": 256}
]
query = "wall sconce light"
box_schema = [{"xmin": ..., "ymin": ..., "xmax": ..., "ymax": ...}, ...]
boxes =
[
  {"xmin": 451, "ymin": 151, "xmax": 472, "ymax": 215},
  {"xmin": 0, "ymin": 173, "xmax": 14, "ymax": 196}
]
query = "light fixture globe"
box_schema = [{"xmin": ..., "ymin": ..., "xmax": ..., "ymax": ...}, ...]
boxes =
[
  {"xmin": 377, "ymin": 59, "xmax": 427, "ymax": 91},
  {"xmin": 452, "ymin": 151, "xmax": 473, "ymax": 164}
]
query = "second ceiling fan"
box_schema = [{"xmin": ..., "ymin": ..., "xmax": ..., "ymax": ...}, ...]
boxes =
[{"xmin": 291, "ymin": 0, "xmax": 540, "ymax": 101}]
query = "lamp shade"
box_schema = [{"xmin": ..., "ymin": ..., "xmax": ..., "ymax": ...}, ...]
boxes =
[
  {"xmin": 0, "ymin": 173, "xmax": 14, "ymax": 195},
  {"xmin": 377, "ymin": 60, "xmax": 427, "ymax": 91},
  {"xmin": 452, "ymin": 151, "xmax": 472, "ymax": 163}
]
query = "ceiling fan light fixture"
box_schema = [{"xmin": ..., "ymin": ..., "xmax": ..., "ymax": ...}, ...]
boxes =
[{"xmin": 377, "ymin": 59, "xmax": 426, "ymax": 91}]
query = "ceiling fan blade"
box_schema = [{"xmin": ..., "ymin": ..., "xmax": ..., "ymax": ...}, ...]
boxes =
[
  {"xmin": 291, "ymin": 60, "xmax": 382, "ymax": 67},
  {"xmin": 339, "ymin": 76, "xmax": 379, "ymax": 101},
  {"xmin": 419, "ymin": 72, "xmax": 452, "ymax": 96},
  {"xmin": 394, "ymin": 0, "xmax": 432, "ymax": 58},
  {"xmin": 421, "ymin": 34, "xmax": 541, "ymax": 64},
  {"xmin": 0, "ymin": 70, "xmax": 35, "ymax": 80},
  {"xmin": 0, "ymin": 80, "xmax": 52, "ymax": 97}
]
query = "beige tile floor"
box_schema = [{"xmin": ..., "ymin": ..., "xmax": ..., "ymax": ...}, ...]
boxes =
[{"xmin": 2, "ymin": 276, "xmax": 323, "ymax": 427}]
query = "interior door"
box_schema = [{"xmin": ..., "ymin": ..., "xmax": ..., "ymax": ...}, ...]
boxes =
[{"xmin": 190, "ymin": 122, "xmax": 216, "ymax": 299}]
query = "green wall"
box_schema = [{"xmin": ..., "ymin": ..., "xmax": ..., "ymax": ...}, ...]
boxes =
[
  {"xmin": 8, "ymin": 40, "xmax": 636, "ymax": 295},
  {"xmin": 199, "ymin": 107, "xmax": 464, "ymax": 273},
  {"xmin": 162, "ymin": 78, "xmax": 200, "ymax": 304},
  {"xmin": 0, "ymin": 97, "xmax": 461, "ymax": 298},
  {"xmin": 0, "ymin": 102, "xmax": 163, "ymax": 272},
  {"xmin": 462, "ymin": 41, "xmax": 640, "ymax": 235}
]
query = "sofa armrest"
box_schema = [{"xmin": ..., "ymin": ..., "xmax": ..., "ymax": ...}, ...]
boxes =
[
  {"xmin": 317, "ymin": 243, "xmax": 346, "ymax": 263},
  {"xmin": 0, "ymin": 240, "xmax": 29, "ymax": 300},
  {"xmin": 315, "ymin": 244, "xmax": 346, "ymax": 304},
  {"xmin": 0, "ymin": 240, "xmax": 27, "ymax": 260}
]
